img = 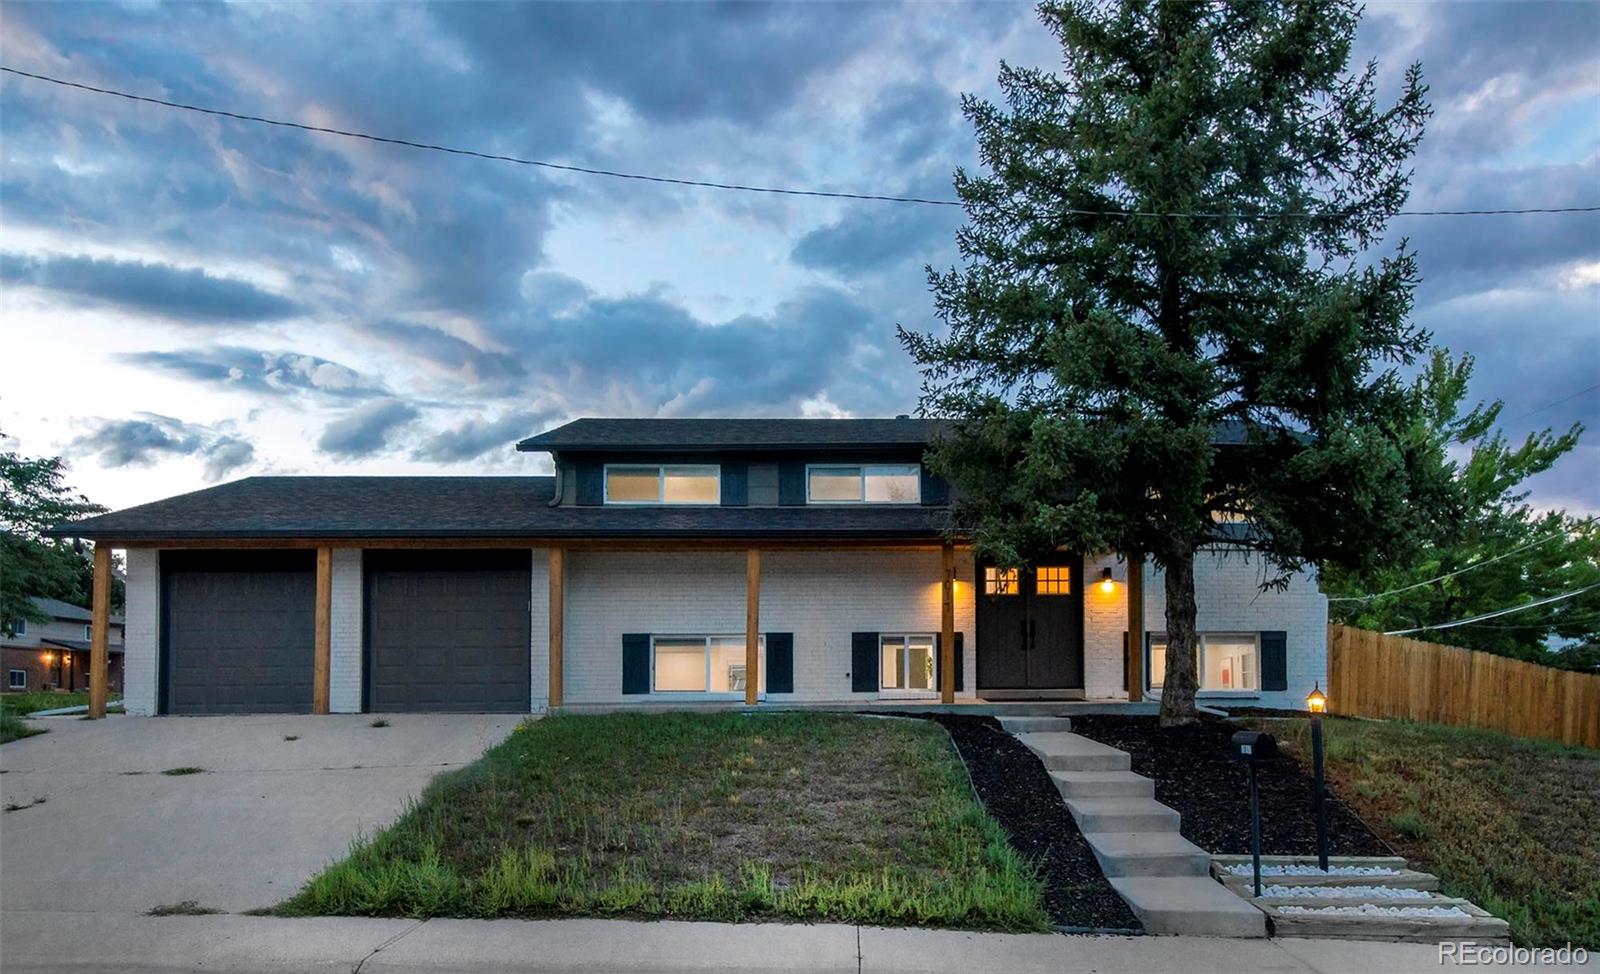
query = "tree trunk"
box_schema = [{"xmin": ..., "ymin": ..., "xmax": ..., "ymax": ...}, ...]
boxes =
[{"xmin": 1158, "ymin": 542, "xmax": 1201, "ymax": 727}]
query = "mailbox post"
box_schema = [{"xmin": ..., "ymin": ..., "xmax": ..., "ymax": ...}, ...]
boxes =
[{"xmin": 1230, "ymin": 730, "xmax": 1278, "ymax": 897}]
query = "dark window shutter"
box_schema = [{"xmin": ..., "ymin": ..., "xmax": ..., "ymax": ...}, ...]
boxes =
[
  {"xmin": 851, "ymin": 632, "xmax": 878, "ymax": 692},
  {"xmin": 1260, "ymin": 631, "xmax": 1288, "ymax": 692},
  {"xmin": 622, "ymin": 633, "xmax": 650, "ymax": 694},
  {"xmin": 576, "ymin": 461, "xmax": 604, "ymax": 506},
  {"xmin": 778, "ymin": 462, "xmax": 806, "ymax": 506},
  {"xmin": 934, "ymin": 632, "xmax": 964, "ymax": 691},
  {"xmin": 721, "ymin": 463, "xmax": 749, "ymax": 507},
  {"xmin": 765, "ymin": 632, "xmax": 794, "ymax": 693},
  {"xmin": 919, "ymin": 467, "xmax": 950, "ymax": 506}
]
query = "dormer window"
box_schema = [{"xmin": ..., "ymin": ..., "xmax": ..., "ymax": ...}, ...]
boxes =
[
  {"xmin": 806, "ymin": 464, "xmax": 920, "ymax": 504},
  {"xmin": 604, "ymin": 464, "xmax": 720, "ymax": 505}
]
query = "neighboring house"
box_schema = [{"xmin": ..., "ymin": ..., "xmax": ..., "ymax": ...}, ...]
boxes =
[
  {"xmin": 2, "ymin": 596, "xmax": 125, "ymax": 695},
  {"xmin": 46, "ymin": 418, "xmax": 1326, "ymax": 716}
]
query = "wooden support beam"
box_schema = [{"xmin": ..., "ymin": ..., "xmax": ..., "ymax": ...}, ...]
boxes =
[
  {"xmin": 1126, "ymin": 553, "xmax": 1144, "ymax": 703},
  {"xmin": 940, "ymin": 543, "xmax": 956, "ymax": 704},
  {"xmin": 313, "ymin": 546, "xmax": 332, "ymax": 714},
  {"xmin": 745, "ymin": 548, "xmax": 761, "ymax": 706},
  {"xmin": 87, "ymin": 545, "xmax": 111, "ymax": 719},
  {"xmin": 548, "ymin": 547, "xmax": 564, "ymax": 709}
]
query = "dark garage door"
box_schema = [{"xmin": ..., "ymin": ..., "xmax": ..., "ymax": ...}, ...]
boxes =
[
  {"xmin": 162, "ymin": 550, "xmax": 316, "ymax": 715},
  {"xmin": 365, "ymin": 550, "xmax": 531, "ymax": 713}
]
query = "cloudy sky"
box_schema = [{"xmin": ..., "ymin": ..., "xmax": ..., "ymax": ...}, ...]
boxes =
[{"xmin": 1, "ymin": 1, "xmax": 1596, "ymax": 515}]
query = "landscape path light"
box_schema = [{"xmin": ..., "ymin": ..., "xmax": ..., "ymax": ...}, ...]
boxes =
[{"xmin": 1307, "ymin": 683, "xmax": 1330, "ymax": 871}]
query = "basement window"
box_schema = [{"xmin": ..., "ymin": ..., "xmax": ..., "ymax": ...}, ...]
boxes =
[
  {"xmin": 604, "ymin": 465, "xmax": 720, "ymax": 505},
  {"xmin": 652, "ymin": 635, "xmax": 765, "ymax": 694},
  {"xmin": 1148, "ymin": 633, "xmax": 1260, "ymax": 692},
  {"xmin": 806, "ymin": 464, "xmax": 920, "ymax": 504}
]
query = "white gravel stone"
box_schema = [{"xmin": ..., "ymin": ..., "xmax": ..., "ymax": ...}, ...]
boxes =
[
  {"xmin": 1277, "ymin": 903, "xmax": 1471, "ymax": 918},
  {"xmin": 1258, "ymin": 884, "xmax": 1433, "ymax": 900},
  {"xmin": 1225, "ymin": 863, "xmax": 1400, "ymax": 877}
]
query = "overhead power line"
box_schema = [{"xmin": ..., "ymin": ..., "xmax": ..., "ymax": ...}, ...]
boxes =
[
  {"xmin": 1506, "ymin": 382, "xmax": 1600, "ymax": 422},
  {"xmin": 1327, "ymin": 524, "xmax": 1587, "ymax": 603},
  {"xmin": 5, "ymin": 65, "xmax": 1600, "ymax": 218},
  {"xmin": 1384, "ymin": 583, "xmax": 1600, "ymax": 636}
]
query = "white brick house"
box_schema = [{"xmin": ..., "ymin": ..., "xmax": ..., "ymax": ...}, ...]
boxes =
[{"xmin": 54, "ymin": 418, "xmax": 1327, "ymax": 716}]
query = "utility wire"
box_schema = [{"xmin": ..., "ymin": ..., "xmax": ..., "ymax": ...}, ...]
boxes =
[
  {"xmin": 1505, "ymin": 382, "xmax": 1600, "ymax": 422},
  {"xmin": 1327, "ymin": 523, "xmax": 1588, "ymax": 602},
  {"xmin": 1385, "ymin": 583, "xmax": 1600, "ymax": 635},
  {"xmin": 6, "ymin": 65, "xmax": 1600, "ymax": 218}
]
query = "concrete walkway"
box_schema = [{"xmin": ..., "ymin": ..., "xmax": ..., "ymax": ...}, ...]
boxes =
[
  {"xmin": 1, "ymin": 913, "xmax": 1586, "ymax": 973},
  {"xmin": 1002, "ymin": 717, "xmax": 1265, "ymax": 938}
]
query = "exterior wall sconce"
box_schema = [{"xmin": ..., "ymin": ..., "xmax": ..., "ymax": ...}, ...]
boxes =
[{"xmin": 1099, "ymin": 567, "xmax": 1116, "ymax": 594}]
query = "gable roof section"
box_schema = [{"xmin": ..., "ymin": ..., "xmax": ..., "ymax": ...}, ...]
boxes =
[
  {"xmin": 46, "ymin": 476, "xmax": 949, "ymax": 542},
  {"xmin": 30, "ymin": 596, "xmax": 124, "ymax": 626},
  {"xmin": 517, "ymin": 418, "xmax": 951, "ymax": 453}
]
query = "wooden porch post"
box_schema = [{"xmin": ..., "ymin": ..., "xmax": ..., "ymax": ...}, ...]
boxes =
[
  {"xmin": 745, "ymin": 548, "xmax": 761, "ymax": 706},
  {"xmin": 1127, "ymin": 553, "xmax": 1144, "ymax": 702},
  {"xmin": 940, "ymin": 543, "xmax": 956, "ymax": 704},
  {"xmin": 549, "ymin": 547, "xmax": 564, "ymax": 709},
  {"xmin": 313, "ymin": 546, "xmax": 332, "ymax": 714},
  {"xmin": 87, "ymin": 545, "xmax": 111, "ymax": 719}
]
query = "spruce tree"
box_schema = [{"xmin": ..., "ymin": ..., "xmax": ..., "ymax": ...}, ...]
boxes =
[{"xmin": 901, "ymin": 0, "xmax": 1450, "ymax": 724}]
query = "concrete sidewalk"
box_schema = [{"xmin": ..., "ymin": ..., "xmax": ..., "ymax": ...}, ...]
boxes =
[{"xmin": 2, "ymin": 913, "xmax": 1590, "ymax": 974}]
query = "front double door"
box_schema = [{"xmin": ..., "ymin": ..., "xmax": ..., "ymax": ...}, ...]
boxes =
[{"xmin": 975, "ymin": 556, "xmax": 1084, "ymax": 694}]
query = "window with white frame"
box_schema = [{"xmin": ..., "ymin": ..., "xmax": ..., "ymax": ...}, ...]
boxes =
[
  {"xmin": 604, "ymin": 465, "xmax": 720, "ymax": 505},
  {"xmin": 880, "ymin": 634, "xmax": 936, "ymax": 691},
  {"xmin": 652, "ymin": 635, "xmax": 765, "ymax": 694},
  {"xmin": 8, "ymin": 669, "xmax": 25, "ymax": 689},
  {"xmin": 1148, "ymin": 633, "xmax": 1260, "ymax": 692},
  {"xmin": 11, "ymin": 619, "xmax": 25, "ymax": 636},
  {"xmin": 806, "ymin": 464, "xmax": 920, "ymax": 504}
]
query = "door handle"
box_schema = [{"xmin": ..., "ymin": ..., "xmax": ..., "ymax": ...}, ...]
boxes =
[{"xmin": 1019, "ymin": 618, "xmax": 1028, "ymax": 653}]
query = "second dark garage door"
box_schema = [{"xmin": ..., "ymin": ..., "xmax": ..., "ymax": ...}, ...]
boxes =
[{"xmin": 365, "ymin": 550, "xmax": 531, "ymax": 712}]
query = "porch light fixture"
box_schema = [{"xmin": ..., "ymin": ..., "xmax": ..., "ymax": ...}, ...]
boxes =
[{"xmin": 1099, "ymin": 567, "xmax": 1115, "ymax": 594}]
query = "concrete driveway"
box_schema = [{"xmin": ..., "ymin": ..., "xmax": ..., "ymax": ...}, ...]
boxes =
[{"xmin": 0, "ymin": 713, "xmax": 519, "ymax": 916}]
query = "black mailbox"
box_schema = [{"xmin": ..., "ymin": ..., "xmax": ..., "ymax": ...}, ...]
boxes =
[{"xmin": 1230, "ymin": 730, "xmax": 1277, "ymax": 762}]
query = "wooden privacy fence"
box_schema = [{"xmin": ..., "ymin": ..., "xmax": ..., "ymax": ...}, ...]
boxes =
[{"xmin": 1327, "ymin": 624, "xmax": 1600, "ymax": 749}]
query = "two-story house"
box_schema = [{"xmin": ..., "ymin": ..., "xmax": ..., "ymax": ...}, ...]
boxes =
[
  {"xmin": 2, "ymin": 596, "xmax": 125, "ymax": 694},
  {"xmin": 46, "ymin": 418, "xmax": 1327, "ymax": 716}
]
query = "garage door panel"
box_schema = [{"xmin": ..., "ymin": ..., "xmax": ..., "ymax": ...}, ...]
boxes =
[
  {"xmin": 163, "ymin": 558, "xmax": 315, "ymax": 715},
  {"xmin": 366, "ymin": 558, "xmax": 529, "ymax": 713}
]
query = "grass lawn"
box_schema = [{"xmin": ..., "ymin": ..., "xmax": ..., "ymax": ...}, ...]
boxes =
[
  {"xmin": 1, "ymin": 692, "xmax": 123, "ymax": 744},
  {"xmin": 1262, "ymin": 716, "xmax": 1600, "ymax": 948},
  {"xmin": 278, "ymin": 711, "xmax": 1049, "ymax": 930}
]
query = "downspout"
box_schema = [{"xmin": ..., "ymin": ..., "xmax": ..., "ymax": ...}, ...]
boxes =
[{"xmin": 547, "ymin": 451, "xmax": 564, "ymax": 507}]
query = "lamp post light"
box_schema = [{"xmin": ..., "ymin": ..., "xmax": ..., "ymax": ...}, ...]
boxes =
[{"xmin": 1306, "ymin": 683, "xmax": 1329, "ymax": 872}]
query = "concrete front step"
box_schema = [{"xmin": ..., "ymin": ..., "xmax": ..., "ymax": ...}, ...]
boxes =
[
  {"xmin": 1016, "ymin": 732, "xmax": 1131, "ymax": 772},
  {"xmin": 1217, "ymin": 869, "xmax": 1440, "ymax": 892},
  {"xmin": 1109, "ymin": 877, "xmax": 1268, "ymax": 937},
  {"xmin": 1050, "ymin": 770, "xmax": 1154, "ymax": 799},
  {"xmin": 1255, "ymin": 901, "xmax": 1510, "ymax": 944},
  {"xmin": 995, "ymin": 716, "xmax": 1073, "ymax": 734},
  {"xmin": 1066, "ymin": 797, "xmax": 1181, "ymax": 833},
  {"xmin": 1083, "ymin": 831, "xmax": 1212, "ymax": 877}
]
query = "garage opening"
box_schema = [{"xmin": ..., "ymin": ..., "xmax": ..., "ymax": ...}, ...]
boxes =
[
  {"xmin": 161, "ymin": 550, "xmax": 317, "ymax": 715},
  {"xmin": 364, "ymin": 550, "xmax": 531, "ymax": 713}
]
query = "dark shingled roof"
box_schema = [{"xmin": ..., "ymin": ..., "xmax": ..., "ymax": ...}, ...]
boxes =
[
  {"xmin": 517, "ymin": 417, "xmax": 951, "ymax": 453},
  {"xmin": 30, "ymin": 596, "xmax": 124, "ymax": 625},
  {"xmin": 47, "ymin": 477, "xmax": 950, "ymax": 541}
]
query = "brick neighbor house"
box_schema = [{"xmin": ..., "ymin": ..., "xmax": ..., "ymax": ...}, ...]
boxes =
[{"xmin": 3, "ymin": 596, "xmax": 125, "ymax": 696}]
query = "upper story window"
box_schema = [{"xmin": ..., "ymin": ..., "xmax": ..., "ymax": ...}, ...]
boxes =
[
  {"xmin": 806, "ymin": 464, "xmax": 920, "ymax": 504},
  {"xmin": 604, "ymin": 464, "xmax": 720, "ymax": 505},
  {"xmin": 9, "ymin": 619, "xmax": 25, "ymax": 636}
]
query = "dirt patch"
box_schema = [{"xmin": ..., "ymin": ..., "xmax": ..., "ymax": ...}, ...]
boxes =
[
  {"xmin": 1070, "ymin": 715, "xmax": 1390, "ymax": 857},
  {"xmin": 898, "ymin": 713, "xmax": 1141, "ymax": 931}
]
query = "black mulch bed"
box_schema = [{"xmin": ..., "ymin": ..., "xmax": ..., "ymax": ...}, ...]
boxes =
[
  {"xmin": 889, "ymin": 712, "xmax": 1141, "ymax": 932},
  {"xmin": 1069, "ymin": 715, "xmax": 1392, "ymax": 858}
]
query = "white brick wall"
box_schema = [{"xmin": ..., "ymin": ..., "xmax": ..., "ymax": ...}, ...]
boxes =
[
  {"xmin": 329, "ymin": 549, "xmax": 363, "ymax": 713},
  {"xmin": 529, "ymin": 548, "xmax": 550, "ymax": 711},
  {"xmin": 121, "ymin": 548, "xmax": 159, "ymax": 716},
  {"xmin": 1083, "ymin": 548, "xmax": 1328, "ymax": 709},
  {"xmin": 561, "ymin": 548, "xmax": 975, "ymax": 704}
]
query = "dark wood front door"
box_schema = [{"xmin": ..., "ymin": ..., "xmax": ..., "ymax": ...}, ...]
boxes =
[{"xmin": 975, "ymin": 557, "xmax": 1084, "ymax": 693}]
